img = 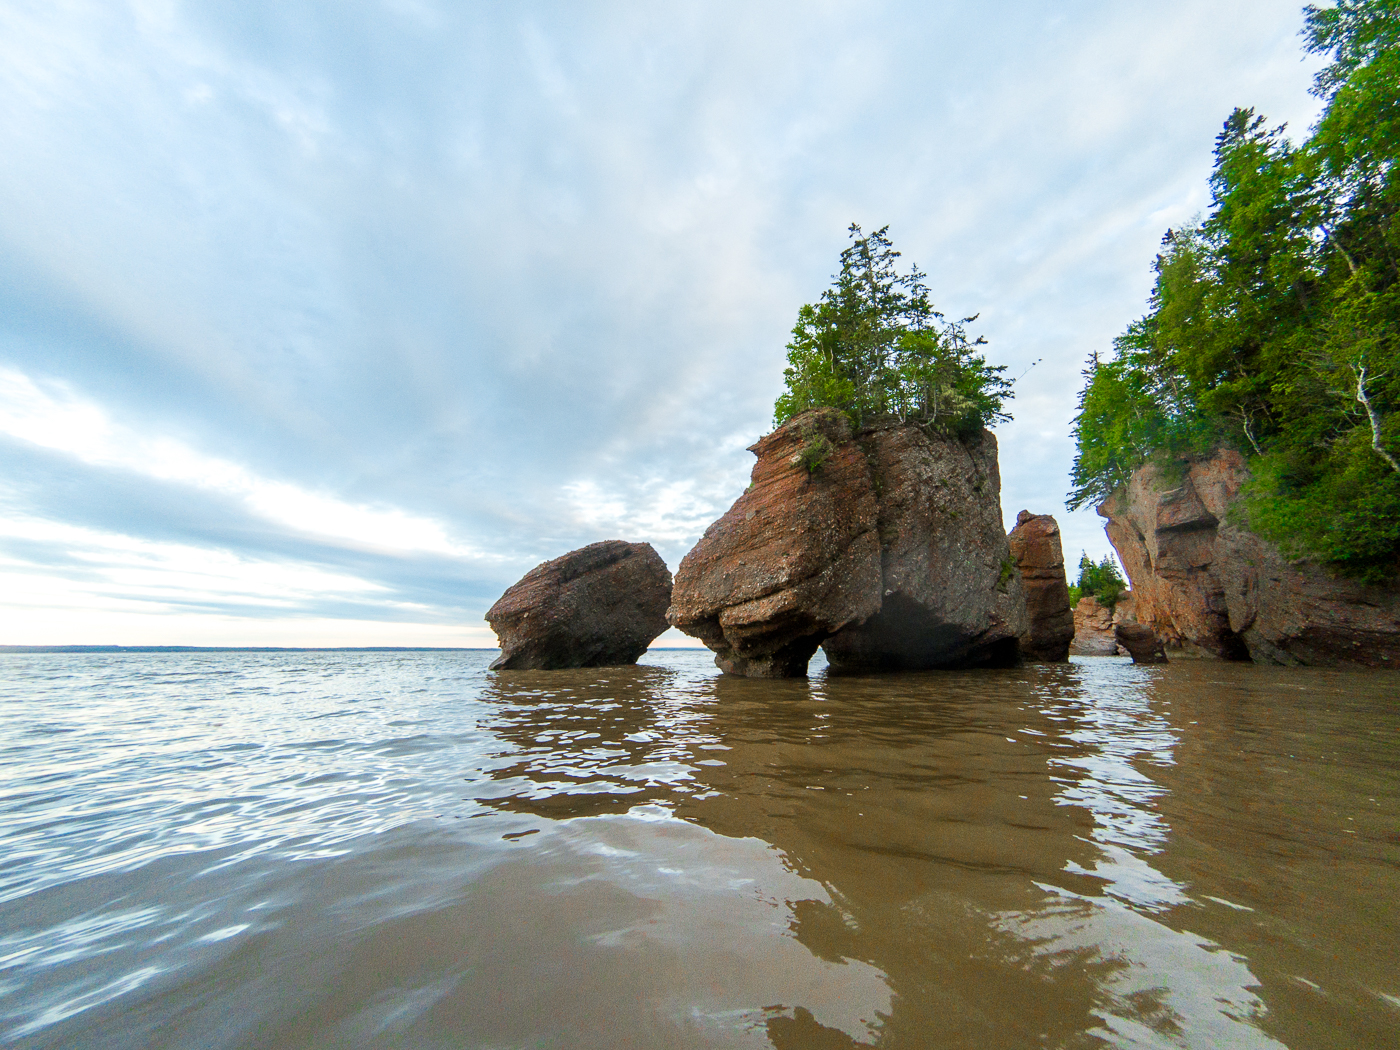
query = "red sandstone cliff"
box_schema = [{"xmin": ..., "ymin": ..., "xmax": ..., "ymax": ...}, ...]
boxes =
[{"xmin": 1098, "ymin": 451, "xmax": 1400, "ymax": 667}]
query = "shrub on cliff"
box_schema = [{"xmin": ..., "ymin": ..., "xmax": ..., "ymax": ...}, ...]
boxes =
[
  {"xmin": 774, "ymin": 225, "xmax": 1013, "ymax": 437},
  {"xmin": 1073, "ymin": 553, "xmax": 1126, "ymax": 610},
  {"xmin": 1068, "ymin": 0, "xmax": 1400, "ymax": 582}
]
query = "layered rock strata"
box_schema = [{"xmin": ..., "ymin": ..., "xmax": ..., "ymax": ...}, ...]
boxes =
[
  {"xmin": 1007, "ymin": 510, "xmax": 1074, "ymax": 662},
  {"xmin": 487, "ymin": 540, "xmax": 672, "ymax": 670},
  {"xmin": 1070, "ymin": 596, "xmax": 1121, "ymax": 656},
  {"xmin": 1099, "ymin": 451, "xmax": 1400, "ymax": 667},
  {"xmin": 668, "ymin": 409, "xmax": 1027, "ymax": 676}
]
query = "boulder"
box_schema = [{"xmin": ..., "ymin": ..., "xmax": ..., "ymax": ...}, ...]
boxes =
[
  {"xmin": 821, "ymin": 425, "xmax": 1028, "ymax": 671},
  {"xmin": 666, "ymin": 409, "xmax": 882, "ymax": 677},
  {"xmin": 1007, "ymin": 510, "xmax": 1074, "ymax": 662},
  {"xmin": 1114, "ymin": 621, "xmax": 1167, "ymax": 664},
  {"xmin": 1070, "ymin": 595, "xmax": 1120, "ymax": 656},
  {"xmin": 487, "ymin": 540, "xmax": 672, "ymax": 670},
  {"xmin": 1099, "ymin": 452, "xmax": 1400, "ymax": 666}
]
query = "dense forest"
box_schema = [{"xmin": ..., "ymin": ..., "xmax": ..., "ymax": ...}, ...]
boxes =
[{"xmin": 1068, "ymin": 0, "xmax": 1400, "ymax": 583}]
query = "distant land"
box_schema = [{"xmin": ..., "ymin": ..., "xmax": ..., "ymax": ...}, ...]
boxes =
[{"xmin": 0, "ymin": 646, "xmax": 702, "ymax": 654}]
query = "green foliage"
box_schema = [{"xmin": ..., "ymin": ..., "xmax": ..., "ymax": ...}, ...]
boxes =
[
  {"xmin": 1075, "ymin": 554, "xmax": 1126, "ymax": 610},
  {"xmin": 796, "ymin": 431, "xmax": 834, "ymax": 475},
  {"xmin": 1067, "ymin": 583, "xmax": 1083, "ymax": 607},
  {"xmin": 1069, "ymin": 0, "xmax": 1400, "ymax": 580},
  {"xmin": 775, "ymin": 225, "xmax": 1014, "ymax": 437},
  {"xmin": 998, "ymin": 556, "xmax": 1016, "ymax": 589}
]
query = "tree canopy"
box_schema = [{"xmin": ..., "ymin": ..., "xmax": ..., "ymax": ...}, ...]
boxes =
[
  {"xmin": 774, "ymin": 225, "xmax": 1013, "ymax": 437},
  {"xmin": 1068, "ymin": 0, "xmax": 1400, "ymax": 583}
]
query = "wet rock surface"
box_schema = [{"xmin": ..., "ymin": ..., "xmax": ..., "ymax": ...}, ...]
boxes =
[
  {"xmin": 1007, "ymin": 510, "xmax": 1074, "ymax": 662},
  {"xmin": 487, "ymin": 540, "xmax": 672, "ymax": 670},
  {"xmin": 668, "ymin": 411, "xmax": 1027, "ymax": 676},
  {"xmin": 1099, "ymin": 452, "xmax": 1400, "ymax": 667}
]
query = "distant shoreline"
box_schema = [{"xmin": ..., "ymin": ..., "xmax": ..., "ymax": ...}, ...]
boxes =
[{"xmin": 0, "ymin": 645, "xmax": 707, "ymax": 654}]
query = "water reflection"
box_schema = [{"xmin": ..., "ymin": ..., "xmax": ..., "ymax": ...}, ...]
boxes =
[{"xmin": 2, "ymin": 652, "xmax": 1397, "ymax": 1048}]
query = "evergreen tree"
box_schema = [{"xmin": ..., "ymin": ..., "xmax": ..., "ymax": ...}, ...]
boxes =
[
  {"xmin": 775, "ymin": 225, "xmax": 1013, "ymax": 436},
  {"xmin": 1069, "ymin": 0, "xmax": 1400, "ymax": 582}
]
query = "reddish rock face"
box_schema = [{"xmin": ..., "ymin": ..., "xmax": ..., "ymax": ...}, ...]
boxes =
[
  {"xmin": 487, "ymin": 540, "xmax": 672, "ymax": 670},
  {"xmin": 821, "ymin": 426, "xmax": 1027, "ymax": 671},
  {"xmin": 1007, "ymin": 510, "xmax": 1074, "ymax": 662},
  {"xmin": 667, "ymin": 409, "xmax": 882, "ymax": 677},
  {"xmin": 1070, "ymin": 596, "xmax": 1119, "ymax": 656},
  {"xmin": 1099, "ymin": 453, "xmax": 1400, "ymax": 667}
]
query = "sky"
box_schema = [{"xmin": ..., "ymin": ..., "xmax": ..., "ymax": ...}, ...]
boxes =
[{"xmin": 0, "ymin": 0, "xmax": 1327, "ymax": 647}]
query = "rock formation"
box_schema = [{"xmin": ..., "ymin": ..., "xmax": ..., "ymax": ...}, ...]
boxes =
[
  {"xmin": 1114, "ymin": 621, "xmax": 1167, "ymax": 664},
  {"xmin": 668, "ymin": 409, "xmax": 1028, "ymax": 676},
  {"xmin": 1070, "ymin": 595, "xmax": 1120, "ymax": 656},
  {"xmin": 666, "ymin": 410, "xmax": 882, "ymax": 676},
  {"xmin": 1007, "ymin": 510, "xmax": 1074, "ymax": 662},
  {"xmin": 487, "ymin": 540, "xmax": 672, "ymax": 670},
  {"xmin": 1099, "ymin": 451, "xmax": 1400, "ymax": 667},
  {"xmin": 821, "ymin": 425, "xmax": 1027, "ymax": 671}
]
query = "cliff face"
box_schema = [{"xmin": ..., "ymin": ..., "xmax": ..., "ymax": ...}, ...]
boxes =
[
  {"xmin": 1099, "ymin": 452, "xmax": 1400, "ymax": 667},
  {"xmin": 668, "ymin": 410, "xmax": 1026, "ymax": 676}
]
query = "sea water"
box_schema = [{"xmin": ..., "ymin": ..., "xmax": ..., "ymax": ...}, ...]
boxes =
[{"xmin": 0, "ymin": 649, "xmax": 1396, "ymax": 1048}]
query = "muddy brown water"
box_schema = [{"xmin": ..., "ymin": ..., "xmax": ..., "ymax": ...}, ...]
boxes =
[{"xmin": 0, "ymin": 649, "xmax": 1396, "ymax": 1048}]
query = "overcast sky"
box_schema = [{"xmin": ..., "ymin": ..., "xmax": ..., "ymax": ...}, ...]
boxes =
[{"xmin": 0, "ymin": 0, "xmax": 1325, "ymax": 646}]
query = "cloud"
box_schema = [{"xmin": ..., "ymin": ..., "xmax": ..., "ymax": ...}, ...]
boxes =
[{"xmin": 0, "ymin": 0, "xmax": 1325, "ymax": 642}]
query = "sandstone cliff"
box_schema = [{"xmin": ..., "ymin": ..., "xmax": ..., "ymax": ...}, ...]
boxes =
[
  {"xmin": 668, "ymin": 409, "xmax": 1027, "ymax": 676},
  {"xmin": 1099, "ymin": 451, "xmax": 1400, "ymax": 667}
]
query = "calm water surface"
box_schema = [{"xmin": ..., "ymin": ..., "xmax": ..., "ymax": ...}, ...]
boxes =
[{"xmin": 0, "ymin": 650, "xmax": 1396, "ymax": 1049}]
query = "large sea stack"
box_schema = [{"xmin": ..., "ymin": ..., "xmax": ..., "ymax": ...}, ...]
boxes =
[
  {"xmin": 1007, "ymin": 510, "xmax": 1074, "ymax": 662},
  {"xmin": 487, "ymin": 540, "xmax": 672, "ymax": 670},
  {"xmin": 1099, "ymin": 451, "xmax": 1400, "ymax": 666},
  {"xmin": 668, "ymin": 409, "xmax": 1028, "ymax": 676},
  {"xmin": 665, "ymin": 410, "xmax": 882, "ymax": 676}
]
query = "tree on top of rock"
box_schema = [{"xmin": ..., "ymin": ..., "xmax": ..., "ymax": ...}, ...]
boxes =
[{"xmin": 774, "ymin": 224, "xmax": 1014, "ymax": 437}]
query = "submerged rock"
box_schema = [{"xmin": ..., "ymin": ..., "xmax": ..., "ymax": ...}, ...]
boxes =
[
  {"xmin": 821, "ymin": 425, "xmax": 1027, "ymax": 671},
  {"xmin": 669, "ymin": 410, "xmax": 1027, "ymax": 676},
  {"xmin": 1007, "ymin": 510, "xmax": 1074, "ymax": 662},
  {"xmin": 1099, "ymin": 452, "xmax": 1400, "ymax": 666},
  {"xmin": 666, "ymin": 409, "xmax": 882, "ymax": 677},
  {"xmin": 1114, "ymin": 621, "xmax": 1167, "ymax": 664},
  {"xmin": 487, "ymin": 540, "xmax": 672, "ymax": 670}
]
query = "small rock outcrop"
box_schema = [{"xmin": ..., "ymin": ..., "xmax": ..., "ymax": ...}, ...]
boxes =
[
  {"xmin": 1007, "ymin": 510, "xmax": 1074, "ymax": 662},
  {"xmin": 1115, "ymin": 621, "xmax": 1167, "ymax": 664},
  {"xmin": 668, "ymin": 409, "xmax": 1027, "ymax": 676},
  {"xmin": 1070, "ymin": 595, "xmax": 1120, "ymax": 656},
  {"xmin": 487, "ymin": 540, "xmax": 672, "ymax": 670},
  {"xmin": 1100, "ymin": 452, "xmax": 1400, "ymax": 667},
  {"xmin": 666, "ymin": 410, "xmax": 882, "ymax": 676},
  {"xmin": 821, "ymin": 425, "xmax": 1027, "ymax": 671}
]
